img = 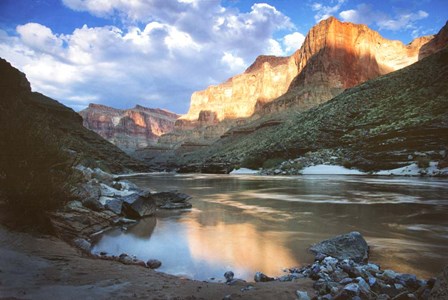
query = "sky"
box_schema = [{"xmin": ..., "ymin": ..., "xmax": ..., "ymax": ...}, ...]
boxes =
[{"xmin": 0, "ymin": 0, "xmax": 447, "ymax": 113}]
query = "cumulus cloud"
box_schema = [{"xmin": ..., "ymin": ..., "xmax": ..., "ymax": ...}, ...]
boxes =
[
  {"xmin": 282, "ymin": 32, "xmax": 305, "ymax": 54},
  {"xmin": 0, "ymin": 1, "xmax": 298, "ymax": 113},
  {"xmin": 311, "ymin": 0, "xmax": 346, "ymax": 22},
  {"xmin": 339, "ymin": 4, "xmax": 429, "ymax": 33}
]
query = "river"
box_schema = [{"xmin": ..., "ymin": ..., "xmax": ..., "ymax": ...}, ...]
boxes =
[{"xmin": 92, "ymin": 174, "xmax": 448, "ymax": 282}]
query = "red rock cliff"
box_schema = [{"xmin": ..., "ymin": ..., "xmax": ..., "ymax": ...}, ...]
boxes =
[{"xmin": 79, "ymin": 104, "xmax": 179, "ymax": 152}]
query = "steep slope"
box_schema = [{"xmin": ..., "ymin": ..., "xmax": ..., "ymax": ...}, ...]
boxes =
[
  {"xmin": 0, "ymin": 58, "xmax": 146, "ymax": 174},
  {"xmin": 79, "ymin": 104, "xmax": 179, "ymax": 152},
  {"xmin": 173, "ymin": 47, "xmax": 448, "ymax": 173},
  {"xmin": 157, "ymin": 18, "xmax": 444, "ymax": 149}
]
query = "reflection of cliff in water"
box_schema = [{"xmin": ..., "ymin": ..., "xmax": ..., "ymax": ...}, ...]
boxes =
[
  {"xmin": 127, "ymin": 217, "xmax": 157, "ymax": 239},
  {"xmin": 183, "ymin": 218, "xmax": 299, "ymax": 278}
]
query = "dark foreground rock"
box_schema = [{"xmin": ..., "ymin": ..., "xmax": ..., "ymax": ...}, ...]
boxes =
[
  {"xmin": 121, "ymin": 192, "xmax": 156, "ymax": 219},
  {"xmin": 310, "ymin": 231, "xmax": 369, "ymax": 263}
]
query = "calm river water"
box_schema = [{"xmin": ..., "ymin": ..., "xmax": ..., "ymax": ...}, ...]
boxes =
[{"xmin": 92, "ymin": 174, "xmax": 448, "ymax": 281}]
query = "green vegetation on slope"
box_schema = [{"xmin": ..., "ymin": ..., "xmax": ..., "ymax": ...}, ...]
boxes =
[{"xmin": 179, "ymin": 48, "xmax": 448, "ymax": 172}]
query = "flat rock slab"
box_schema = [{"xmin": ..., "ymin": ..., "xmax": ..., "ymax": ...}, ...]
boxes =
[{"xmin": 310, "ymin": 231, "xmax": 369, "ymax": 263}]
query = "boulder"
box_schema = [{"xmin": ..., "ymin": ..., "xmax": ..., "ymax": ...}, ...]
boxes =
[
  {"xmin": 150, "ymin": 191, "xmax": 193, "ymax": 209},
  {"xmin": 82, "ymin": 197, "xmax": 104, "ymax": 211},
  {"xmin": 430, "ymin": 265, "xmax": 448, "ymax": 300},
  {"xmin": 105, "ymin": 199, "xmax": 124, "ymax": 215},
  {"xmin": 310, "ymin": 232, "xmax": 369, "ymax": 263},
  {"xmin": 122, "ymin": 193, "xmax": 156, "ymax": 219}
]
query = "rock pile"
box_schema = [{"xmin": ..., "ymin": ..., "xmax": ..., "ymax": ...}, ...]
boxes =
[{"xmin": 248, "ymin": 232, "xmax": 445, "ymax": 300}]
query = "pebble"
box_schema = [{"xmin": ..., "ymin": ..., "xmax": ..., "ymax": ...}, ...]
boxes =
[
  {"xmin": 146, "ymin": 259, "xmax": 162, "ymax": 269},
  {"xmin": 224, "ymin": 271, "xmax": 234, "ymax": 282}
]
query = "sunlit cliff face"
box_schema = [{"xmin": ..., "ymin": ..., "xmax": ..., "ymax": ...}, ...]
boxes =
[
  {"xmin": 184, "ymin": 219, "xmax": 298, "ymax": 279},
  {"xmin": 180, "ymin": 17, "xmax": 434, "ymax": 123}
]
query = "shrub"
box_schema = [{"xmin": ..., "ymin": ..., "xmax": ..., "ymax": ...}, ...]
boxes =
[
  {"xmin": 416, "ymin": 156, "xmax": 430, "ymax": 169},
  {"xmin": 241, "ymin": 155, "xmax": 264, "ymax": 169},
  {"xmin": 0, "ymin": 110, "xmax": 75, "ymax": 218},
  {"xmin": 262, "ymin": 157, "xmax": 285, "ymax": 169}
]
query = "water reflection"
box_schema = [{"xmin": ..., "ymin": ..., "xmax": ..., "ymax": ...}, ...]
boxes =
[{"xmin": 92, "ymin": 174, "xmax": 448, "ymax": 281}]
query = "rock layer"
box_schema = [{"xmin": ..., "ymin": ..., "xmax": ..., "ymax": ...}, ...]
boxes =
[{"xmin": 80, "ymin": 104, "xmax": 179, "ymax": 152}]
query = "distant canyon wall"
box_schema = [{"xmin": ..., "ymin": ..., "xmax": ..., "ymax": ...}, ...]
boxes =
[{"xmin": 79, "ymin": 104, "xmax": 179, "ymax": 152}]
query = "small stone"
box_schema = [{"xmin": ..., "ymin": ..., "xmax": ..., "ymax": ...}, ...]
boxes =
[
  {"xmin": 146, "ymin": 259, "xmax": 162, "ymax": 269},
  {"xmin": 224, "ymin": 271, "xmax": 234, "ymax": 282},
  {"xmin": 295, "ymin": 290, "xmax": 311, "ymax": 300},
  {"xmin": 392, "ymin": 292, "xmax": 417, "ymax": 300},
  {"xmin": 343, "ymin": 283, "xmax": 360, "ymax": 296},
  {"xmin": 222, "ymin": 295, "xmax": 232, "ymax": 300},
  {"xmin": 315, "ymin": 253, "xmax": 327, "ymax": 262},
  {"xmin": 240, "ymin": 285, "xmax": 254, "ymax": 292},
  {"xmin": 377, "ymin": 294, "xmax": 391, "ymax": 300},
  {"xmin": 321, "ymin": 294, "xmax": 333, "ymax": 300},
  {"xmin": 369, "ymin": 277, "xmax": 378, "ymax": 287},
  {"xmin": 254, "ymin": 272, "xmax": 274, "ymax": 282},
  {"xmin": 397, "ymin": 274, "xmax": 418, "ymax": 290},
  {"xmin": 382, "ymin": 270, "xmax": 398, "ymax": 281},
  {"xmin": 394, "ymin": 283, "xmax": 405, "ymax": 291},
  {"xmin": 118, "ymin": 253, "xmax": 133, "ymax": 265},
  {"xmin": 356, "ymin": 277, "xmax": 371, "ymax": 295},
  {"xmin": 340, "ymin": 278, "xmax": 353, "ymax": 285}
]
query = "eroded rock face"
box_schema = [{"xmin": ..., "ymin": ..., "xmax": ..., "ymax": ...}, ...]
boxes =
[
  {"xmin": 157, "ymin": 17, "xmax": 445, "ymax": 149},
  {"xmin": 79, "ymin": 104, "xmax": 179, "ymax": 152}
]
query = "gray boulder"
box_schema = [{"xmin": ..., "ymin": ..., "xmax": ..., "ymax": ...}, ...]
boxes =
[
  {"xmin": 150, "ymin": 191, "xmax": 192, "ymax": 209},
  {"xmin": 105, "ymin": 199, "xmax": 124, "ymax": 215},
  {"xmin": 310, "ymin": 232, "xmax": 369, "ymax": 263},
  {"xmin": 82, "ymin": 197, "xmax": 104, "ymax": 211},
  {"xmin": 122, "ymin": 192, "xmax": 156, "ymax": 219}
]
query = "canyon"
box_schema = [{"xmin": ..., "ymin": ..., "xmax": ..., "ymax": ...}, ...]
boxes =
[
  {"xmin": 79, "ymin": 104, "xmax": 179, "ymax": 152},
  {"xmin": 156, "ymin": 17, "xmax": 446, "ymax": 149}
]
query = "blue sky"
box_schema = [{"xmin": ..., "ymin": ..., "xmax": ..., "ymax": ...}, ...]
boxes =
[{"xmin": 0, "ymin": 0, "xmax": 446, "ymax": 113}]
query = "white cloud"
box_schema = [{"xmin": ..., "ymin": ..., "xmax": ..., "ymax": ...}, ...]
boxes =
[
  {"xmin": 311, "ymin": 0, "xmax": 346, "ymax": 22},
  {"xmin": 221, "ymin": 52, "xmax": 246, "ymax": 73},
  {"xmin": 0, "ymin": 1, "xmax": 298, "ymax": 113},
  {"xmin": 282, "ymin": 32, "xmax": 305, "ymax": 54},
  {"xmin": 377, "ymin": 10, "xmax": 429, "ymax": 31},
  {"xmin": 339, "ymin": 4, "xmax": 429, "ymax": 33}
]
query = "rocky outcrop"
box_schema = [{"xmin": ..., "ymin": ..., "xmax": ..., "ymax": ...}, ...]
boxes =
[
  {"xmin": 310, "ymin": 232, "xmax": 369, "ymax": 263},
  {"xmin": 79, "ymin": 104, "xmax": 179, "ymax": 152}
]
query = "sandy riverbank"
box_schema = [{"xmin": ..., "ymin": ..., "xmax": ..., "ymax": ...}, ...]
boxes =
[{"xmin": 0, "ymin": 208, "xmax": 314, "ymax": 300}]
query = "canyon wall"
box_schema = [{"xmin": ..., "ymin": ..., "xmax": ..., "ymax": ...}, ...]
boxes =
[
  {"xmin": 158, "ymin": 17, "xmax": 444, "ymax": 148},
  {"xmin": 79, "ymin": 104, "xmax": 179, "ymax": 152}
]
